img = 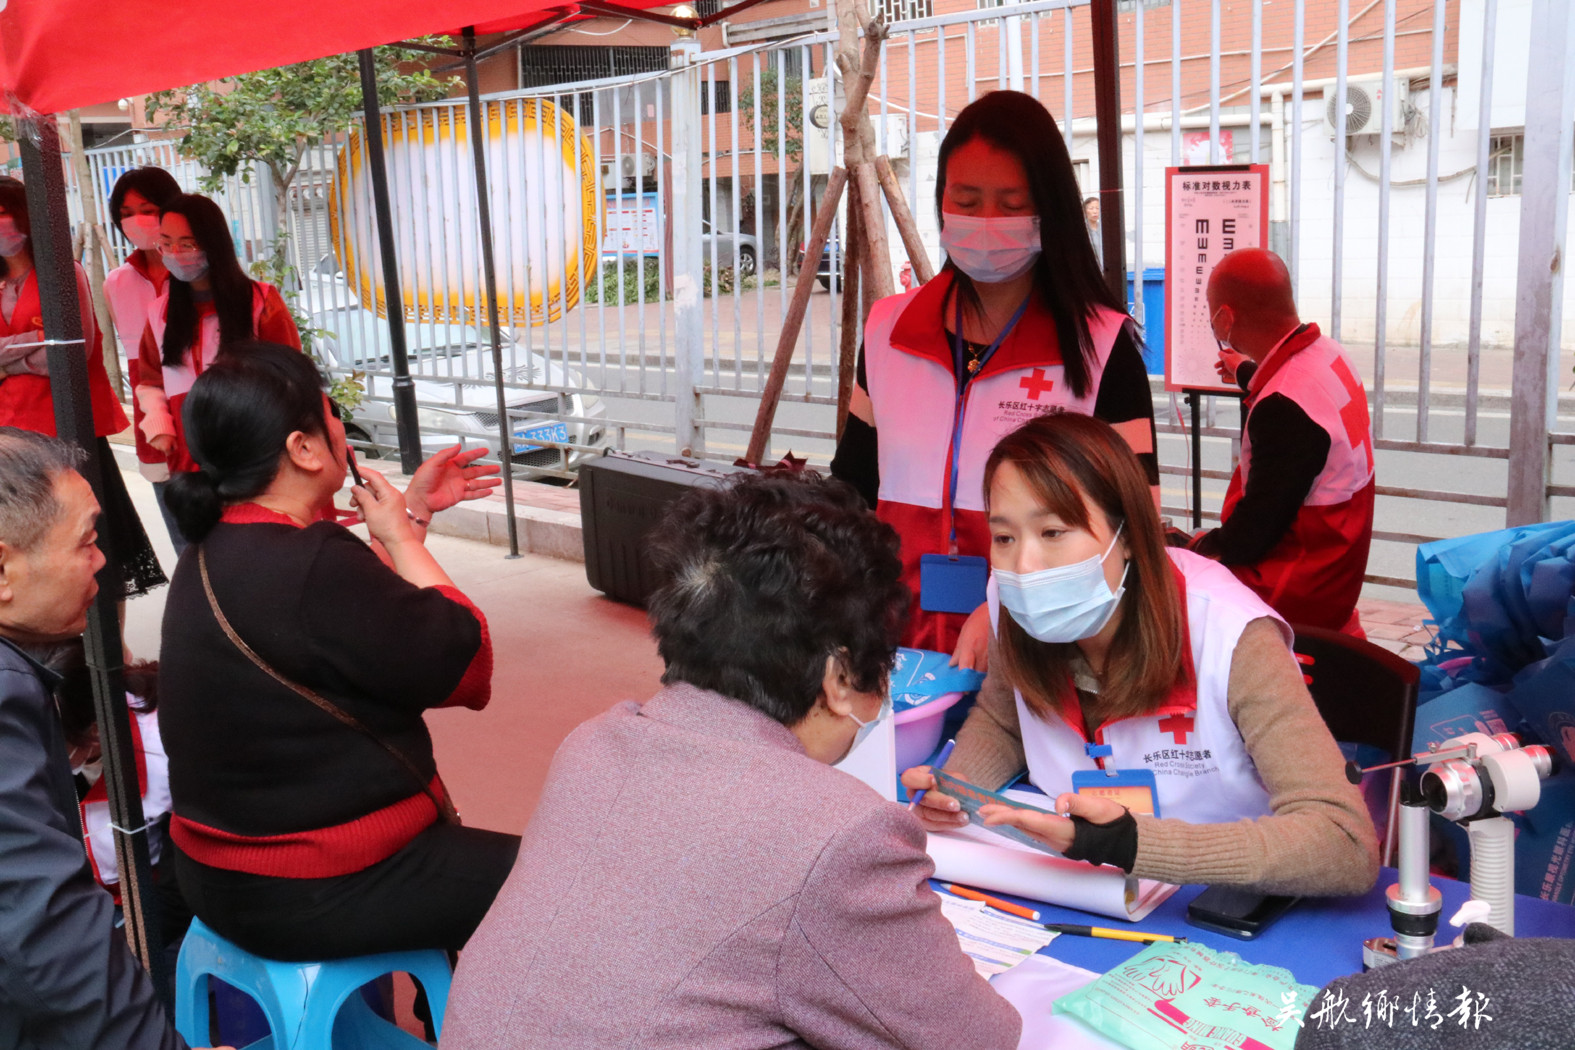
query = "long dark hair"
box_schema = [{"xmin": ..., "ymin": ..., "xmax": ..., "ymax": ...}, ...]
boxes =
[
  {"xmin": 0, "ymin": 177, "xmax": 32, "ymax": 280},
  {"xmin": 50, "ymin": 640, "xmax": 160, "ymax": 753},
  {"xmin": 936, "ymin": 91, "xmax": 1126, "ymax": 399},
  {"xmin": 108, "ymin": 167, "xmax": 181, "ymax": 243},
  {"xmin": 163, "ymin": 342, "xmax": 328, "ymax": 543},
  {"xmin": 984, "ymin": 412, "xmax": 1188, "ymax": 724},
  {"xmin": 159, "ymin": 194, "xmax": 257, "ymax": 368}
]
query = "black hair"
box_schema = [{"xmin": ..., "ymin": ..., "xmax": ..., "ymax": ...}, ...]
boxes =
[
  {"xmin": 0, "ymin": 177, "xmax": 31, "ymax": 280},
  {"xmin": 108, "ymin": 167, "xmax": 182, "ymax": 242},
  {"xmin": 164, "ymin": 342, "xmax": 328, "ymax": 544},
  {"xmin": 645, "ymin": 471, "xmax": 909, "ymax": 726},
  {"xmin": 48, "ymin": 639, "xmax": 159, "ymax": 752},
  {"xmin": 159, "ymin": 193, "xmax": 257, "ymax": 368},
  {"xmin": 935, "ymin": 91, "xmax": 1127, "ymax": 400}
]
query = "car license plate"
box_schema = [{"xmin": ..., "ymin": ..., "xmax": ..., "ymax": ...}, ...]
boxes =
[{"xmin": 512, "ymin": 421, "xmax": 568, "ymax": 454}]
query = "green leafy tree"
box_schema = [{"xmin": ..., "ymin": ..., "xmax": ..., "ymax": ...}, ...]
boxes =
[
  {"xmin": 149, "ymin": 46, "xmax": 456, "ymax": 409},
  {"xmin": 738, "ymin": 67, "xmax": 815, "ymax": 271},
  {"xmin": 737, "ymin": 68, "xmax": 805, "ymax": 161}
]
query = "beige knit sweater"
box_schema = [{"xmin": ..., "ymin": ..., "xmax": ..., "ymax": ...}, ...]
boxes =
[{"xmin": 944, "ymin": 617, "xmax": 1381, "ymax": 896}]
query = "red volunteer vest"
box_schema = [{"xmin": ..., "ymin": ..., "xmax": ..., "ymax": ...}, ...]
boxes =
[
  {"xmin": 0, "ymin": 265, "xmax": 128, "ymax": 438},
  {"xmin": 1222, "ymin": 323, "xmax": 1375, "ymax": 634},
  {"xmin": 863, "ymin": 271, "xmax": 1129, "ymax": 652}
]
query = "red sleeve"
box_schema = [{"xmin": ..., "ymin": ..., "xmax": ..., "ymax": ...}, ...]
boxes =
[
  {"xmin": 137, "ymin": 325, "xmax": 164, "ymax": 390},
  {"xmin": 432, "ymin": 585, "xmax": 493, "ymax": 711},
  {"xmin": 256, "ymin": 287, "xmax": 302, "ymax": 350}
]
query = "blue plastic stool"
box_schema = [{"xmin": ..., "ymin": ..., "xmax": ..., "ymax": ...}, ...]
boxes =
[{"xmin": 174, "ymin": 918, "xmax": 453, "ymax": 1049}]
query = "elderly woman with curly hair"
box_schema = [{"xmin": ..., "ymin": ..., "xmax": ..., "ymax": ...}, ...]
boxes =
[{"xmin": 442, "ymin": 471, "xmax": 1021, "ymax": 1050}]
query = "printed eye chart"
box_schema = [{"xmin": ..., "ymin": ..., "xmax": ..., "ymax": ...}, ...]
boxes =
[{"xmin": 1164, "ymin": 164, "xmax": 1269, "ymax": 393}]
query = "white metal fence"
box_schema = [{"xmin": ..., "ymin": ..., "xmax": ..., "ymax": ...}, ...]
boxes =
[{"xmin": 70, "ymin": 0, "xmax": 1575, "ymax": 594}]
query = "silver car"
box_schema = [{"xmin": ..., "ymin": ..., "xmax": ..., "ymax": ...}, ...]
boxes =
[
  {"xmin": 700, "ymin": 220, "xmax": 757, "ymax": 276},
  {"xmin": 310, "ymin": 306, "xmax": 608, "ymax": 478}
]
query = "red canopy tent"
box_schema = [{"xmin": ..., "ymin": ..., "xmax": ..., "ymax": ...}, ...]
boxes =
[{"xmin": 0, "ymin": 0, "xmax": 753, "ymax": 997}]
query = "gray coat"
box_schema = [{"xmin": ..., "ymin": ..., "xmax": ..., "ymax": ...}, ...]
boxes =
[
  {"xmin": 0, "ymin": 637, "xmax": 183, "ymax": 1050},
  {"xmin": 442, "ymin": 683, "xmax": 1021, "ymax": 1050}
]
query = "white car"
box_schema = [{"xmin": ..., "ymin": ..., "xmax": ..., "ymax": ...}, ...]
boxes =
[{"xmin": 310, "ymin": 306, "xmax": 608, "ymax": 477}]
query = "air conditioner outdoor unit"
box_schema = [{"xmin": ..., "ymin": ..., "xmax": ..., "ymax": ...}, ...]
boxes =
[
  {"xmin": 599, "ymin": 153, "xmax": 658, "ymax": 184},
  {"xmin": 1325, "ymin": 78, "xmax": 1408, "ymax": 136}
]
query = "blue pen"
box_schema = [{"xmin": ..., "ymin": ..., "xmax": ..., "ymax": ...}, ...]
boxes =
[{"xmin": 909, "ymin": 738, "xmax": 956, "ymax": 809}]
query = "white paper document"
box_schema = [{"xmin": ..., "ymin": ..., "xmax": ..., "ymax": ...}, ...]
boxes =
[
  {"xmin": 991, "ymin": 954, "xmax": 1127, "ymax": 1050},
  {"xmin": 938, "ymin": 896, "xmax": 1057, "ymax": 978},
  {"xmin": 927, "ymin": 820, "xmax": 1178, "ymax": 922}
]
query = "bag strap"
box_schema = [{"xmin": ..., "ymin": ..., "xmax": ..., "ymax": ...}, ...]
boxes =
[{"xmin": 198, "ymin": 545, "xmax": 459, "ymax": 825}]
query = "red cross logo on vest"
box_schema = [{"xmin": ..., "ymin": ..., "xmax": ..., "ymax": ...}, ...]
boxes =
[
  {"xmin": 1157, "ymin": 711, "xmax": 1194, "ymax": 745},
  {"xmin": 1019, "ymin": 368, "xmax": 1055, "ymax": 401},
  {"xmin": 1332, "ymin": 358, "xmax": 1374, "ymax": 470}
]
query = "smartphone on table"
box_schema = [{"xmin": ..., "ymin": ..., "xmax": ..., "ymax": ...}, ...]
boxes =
[{"xmin": 1184, "ymin": 886, "xmax": 1299, "ymax": 940}]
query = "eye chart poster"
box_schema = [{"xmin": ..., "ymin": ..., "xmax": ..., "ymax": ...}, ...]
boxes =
[{"xmin": 1164, "ymin": 165, "xmax": 1269, "ymax": 393}]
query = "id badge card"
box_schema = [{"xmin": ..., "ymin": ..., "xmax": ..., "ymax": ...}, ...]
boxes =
[
  {"xmin": 1071, "ymin": 768, "xmax": 1161, "ymax": 818},
  {"xmin": 918, "ymin": 553, "xmax": 989, "ymax": 615}
]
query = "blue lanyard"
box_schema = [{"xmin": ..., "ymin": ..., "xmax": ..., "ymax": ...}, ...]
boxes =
[{"xmin": 945, "ymin": 294, "xmax": 1031, "ymax": 553}]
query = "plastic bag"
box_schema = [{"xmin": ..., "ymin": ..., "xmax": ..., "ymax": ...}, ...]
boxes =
[{"xmin": 1052, "ymin": 941, "xmax": 1317, "ymax": 1050}]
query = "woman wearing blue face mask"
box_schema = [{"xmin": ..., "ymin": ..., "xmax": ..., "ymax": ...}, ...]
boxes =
[
  {"xmin": 830, "ymin": 91, "xmax": 1158, "ymax": 670},
  {"xmin": 134, "ymin": 193, "xmax": 300, "ymax": 551},
  {"xmin": 901, "ymin": 413, "xmax": 1379, "ymax": 896},
  {"xmin": 442, "ymin": 471, "xmax": 1022, "ymax": 1049}
]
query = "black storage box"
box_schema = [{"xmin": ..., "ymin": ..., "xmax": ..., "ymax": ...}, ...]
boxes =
[{"xmin": 579, "ymin": 450, "xmax": 752, "ymax": 607}]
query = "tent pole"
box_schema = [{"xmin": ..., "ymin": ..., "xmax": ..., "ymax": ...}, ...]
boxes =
[
  {"xmin": 358, "ymin": 50, "xmax": 424, "ymax": 475},
  {"xmin": 1091, "ymin": 0, "xmax": 1127, "ymax": 300},
  {"xmin": 18, "ymin": 113, "xmax": 165, "ymax": 988},
  {"xmin": 463, "ymin": 27, "xmax": 521, "ymax": 557}
]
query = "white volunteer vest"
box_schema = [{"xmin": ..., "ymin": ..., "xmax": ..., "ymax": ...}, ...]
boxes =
[
  {"xmin": 81, "ymin": 706, "xmax": 170, "ymax": 888},
  {"xmin": 1239, "ymin": 332, "xmax": 1374, "ymax": 508},
  {"xmin": 146, "ymin": 282, "xmax": 273, "ymax": 398},
  {"xmin": 103, "ymin": 263, "xmax": 160, "ymax": 360},
  {"xmin": 863, "ymin": 288, "xmax": 1130, "ymax": 516},
  {"xmin": 989, "ymin": 548, "xmax": 1288, "ymax": 824}
]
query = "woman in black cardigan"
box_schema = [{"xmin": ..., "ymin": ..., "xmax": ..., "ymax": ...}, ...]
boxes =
[{"xmin": 157, "ymin": 342, "xmax": 519, "ymax": 961}]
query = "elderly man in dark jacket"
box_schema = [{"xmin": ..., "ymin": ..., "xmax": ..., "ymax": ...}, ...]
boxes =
[{"xmin": 0, "ymin": 428, "xmax": 189, "ymax": 1050}]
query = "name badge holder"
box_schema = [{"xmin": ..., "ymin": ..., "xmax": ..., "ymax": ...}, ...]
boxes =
[
  {"xmin": 917, "ymin": 295, "xmax": 1032, "ymax": 616},
  {"xmin": 1072, "ymin": 742, "xmax": 1162, "ymax": 818}
]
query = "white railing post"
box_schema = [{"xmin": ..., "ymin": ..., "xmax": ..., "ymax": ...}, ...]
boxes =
[
  {"xmin": 1507, "ymin": 0, "xmax": 1575, "ymax": 525},
  {"xmin": 670, "ymin": 37, "xmax": 707, "ymax": 457}
]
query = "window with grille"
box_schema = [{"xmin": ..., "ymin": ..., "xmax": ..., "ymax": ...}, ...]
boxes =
[
  {"xmin": 1117, "ymin": 0, "xmax": 1172, "ymax": 11},
  {"xmin": 1487, "ymin": 134, "xmax": 1523, "ymax": 197},
  {"xmin": 695, "ymin": 0, "xmax": 723, "ymax": 16},
  {"xmin": 872, "ymin": 0, "xmax": 931, "ymax": 25},
  {"xmin": 700, "ymin": 80, "xmax": 733, "ymax": 115},
  {"xmin": 519, "ymin": 45, "xmax": 669, "ymax": 88}
]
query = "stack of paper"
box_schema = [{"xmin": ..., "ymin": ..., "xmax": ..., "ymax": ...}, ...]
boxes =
[{"xmin": 939, "ymin": 895, "xmax": 1058, "ymax": 978}]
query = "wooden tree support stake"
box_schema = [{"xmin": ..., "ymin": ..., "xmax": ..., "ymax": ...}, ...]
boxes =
[
  {"xmin": 837, "ymin": 179, "xmax": 865, "ymax": 438},
  {"xmin": 745, "ymin": 166, "xmax": 849, "ymax": 466},
  {"xmin": 875, "ymin": 154, "xmax": 935, "ymax": 286}
]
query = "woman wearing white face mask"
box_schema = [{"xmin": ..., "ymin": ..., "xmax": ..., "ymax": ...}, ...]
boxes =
[
  {"xmin": 831, "ymin": 91, "xmax": 1158, "ymax": 670},
  {"xmin": 0, "ymin": 177, "xmax": 167, "ymax": 599},
  {"xmin": 901, "ymin": 413, "xmax": 1379, "ymax": 895},
  {"xmin": 104, "ymin": 168, "xmax": 182, "ymax": 507},
  {"xmin": 134, "ymin": 193, "xmax": 300, "ymax": 552}
]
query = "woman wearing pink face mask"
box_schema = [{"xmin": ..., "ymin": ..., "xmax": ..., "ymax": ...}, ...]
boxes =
[
  {"xmin": 105, "ymin": 168, "xmax": 182, "ymax": 512},
  {"xmin": 0, "ymin": 177, "xmax": 167, "ymax": 598},
  {"xmin": 134, "ymin": 193, "xmax": 301, "ymax": 553},
  {"xmin": 830, "ymin": 91, "xmax": 1157, "ymax": 668}
]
